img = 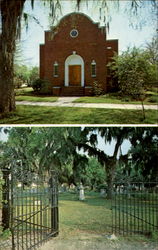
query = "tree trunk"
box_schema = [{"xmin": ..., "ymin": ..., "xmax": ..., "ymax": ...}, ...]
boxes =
[
  {"xmin": 0, "ymin": 0, "xmax": 25, "ymax": 113},
  {"xmin": 106, "ymin": 159, "xmax": 116, "ymax": 199}
]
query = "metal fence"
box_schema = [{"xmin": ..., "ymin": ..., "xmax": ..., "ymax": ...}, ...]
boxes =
[
  {"xmin": 112, "ymin": 182, "xmax": 158, "ymax": 235},
  {"xmin": 0, "ymin": 168, "xmax": 58, "ymax": 250}
]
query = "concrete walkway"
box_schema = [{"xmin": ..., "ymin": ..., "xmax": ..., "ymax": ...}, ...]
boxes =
[{"xmin": 16, "ymin": 97, "xmax": 158, "ymax": 110}]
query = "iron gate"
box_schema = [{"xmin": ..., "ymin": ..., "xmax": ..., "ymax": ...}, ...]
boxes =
[
  {"xmin": 112, "ymin": 182, "xmax": 158, "ymax": 235},
  {"xmin": 0, "ymin": 167, "xmax": 59, "ymax": 250}
]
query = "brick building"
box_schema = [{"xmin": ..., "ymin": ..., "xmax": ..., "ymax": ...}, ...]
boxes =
[{"xmin": 40, "ymin": 12, "xmax": 118, "ymax": 96}]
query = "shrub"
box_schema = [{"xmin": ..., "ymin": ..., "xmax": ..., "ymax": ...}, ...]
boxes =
[
  {"xmin": 31, "ymin": 78, "xmax": 52, "ymax": 94},
  {"xmin": 31, "ymin": 78, "xmax": 42, "ymax": 92},
  {"xmin": 91, "ymin": 81, "xmax": 104, "ymax": 96},
  {"xmin": 148, "ymin": 95, "xmax": 158, "ymax": 103}
]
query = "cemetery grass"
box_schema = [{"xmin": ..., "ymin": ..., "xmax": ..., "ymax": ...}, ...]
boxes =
[
  {"xmin": 40, "ymin": 192, "xmax": 158, "ymax": 250},
  {"xmin": 0, "ymin": 105, "xmax": 157, "ymax": 124}
]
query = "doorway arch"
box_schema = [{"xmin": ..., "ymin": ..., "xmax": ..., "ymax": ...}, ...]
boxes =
[{"xmin": 65, "ymin": 54, "xmax": 84, "ymax": 86}]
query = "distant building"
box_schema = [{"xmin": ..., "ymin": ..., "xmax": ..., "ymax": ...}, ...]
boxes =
[{"xmin": 40, "ymin": 12, "xmax": 118, "ymax": 96}]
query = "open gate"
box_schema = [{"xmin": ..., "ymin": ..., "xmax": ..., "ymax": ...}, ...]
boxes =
[
  {"xmin": 0, "ymin": 167, "xmax": 58, "ymax": 250},
  {"xmin": 112, "ymin": 182, "xmax": 158, "ymax": 235}
]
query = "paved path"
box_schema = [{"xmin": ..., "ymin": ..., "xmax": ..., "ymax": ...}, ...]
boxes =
[{"xmin": 16, "ymin": 97, "xmax": 158, "ymax": 110}]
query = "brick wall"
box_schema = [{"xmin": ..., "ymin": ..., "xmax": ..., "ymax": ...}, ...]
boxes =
[{"xmin": 40, "ymin": 13, "xmax": 118, "ymax": 95}]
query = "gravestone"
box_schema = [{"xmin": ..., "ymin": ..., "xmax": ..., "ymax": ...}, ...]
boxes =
[
  {"xmin": 79, "ymin": 183, "xmax": 85, "ymax": 200},
  {"xmin": 100, "ymin": 189, "xmax": 106, "ymax": 197}
]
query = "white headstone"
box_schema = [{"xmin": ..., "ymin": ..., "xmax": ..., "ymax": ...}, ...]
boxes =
[{"xmin": 79, "ymin": 183, "xmax": 85, "ymax": 201}]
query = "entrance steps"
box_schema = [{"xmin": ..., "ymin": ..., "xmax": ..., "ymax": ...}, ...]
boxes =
[{"xmin": 61, "ymin": 86, "xmax": 85, "ymax": 96}]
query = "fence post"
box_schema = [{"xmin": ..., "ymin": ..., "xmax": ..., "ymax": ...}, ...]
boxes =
[
  {"xmin": 2, "ymin": 168, "xmax": 10, "ymax": 230},
  {"xmin": 50, "ymin": 171, "xmax": 59, "ymax": 237}
]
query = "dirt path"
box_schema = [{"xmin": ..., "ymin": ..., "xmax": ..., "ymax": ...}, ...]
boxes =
[{"xmin": 39, "ymin": 232, "xmax": 158, "ymax": 250}]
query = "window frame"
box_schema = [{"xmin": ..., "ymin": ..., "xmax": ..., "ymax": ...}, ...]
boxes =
[
  {"xmin": 53, "ymin": 62, "xmax": 59, "ymax": 77},
  {"xmin": 91, "ymin": 60, "xmax": 96, "ymax": 77},
  {"xmin": 70, "ymin": 29, "xmax": 78, "ymax": 38}
]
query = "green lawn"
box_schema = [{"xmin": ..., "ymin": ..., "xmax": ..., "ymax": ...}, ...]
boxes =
[
  {"xmin": 15, "ymin": 95, "xmax": 58, "ymax": 102},
  {"xmin": 15, "ymin": 87, "xmax": 58, "ymax": 102},
  {"xmin": 15, "ymin": 87, "xmax": 34, "ymax": 95},
  {"xmin": 0, "ymin": 105, "xmax": 157, "ymax": 124},
  {"xmin": 59, "ymin": 192, "xmax": 112, "ymax": 237},
  {"xmin": 41, "ymin": 192, "xmax": 158, "ymax": 250},
  {"xmin": 74, "ymin": 94, "xmax": 158, "ymax": 105}
]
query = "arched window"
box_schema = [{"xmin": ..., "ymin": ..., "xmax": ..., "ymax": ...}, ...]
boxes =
[
  {"xmin": 54, "ymin": 61, "xmax": 58, "ymax": 77},
  {"xmin": 91, "ymin": 60, "xmax": 96, "ymax": 77}
]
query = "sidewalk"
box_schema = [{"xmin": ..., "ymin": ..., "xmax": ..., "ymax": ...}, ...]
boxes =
[{"xmin": 16, "ymin": 97, "xmax": 158, "ymax": 110}]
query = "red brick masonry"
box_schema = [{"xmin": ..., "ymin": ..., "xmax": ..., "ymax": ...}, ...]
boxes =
[{"xmin": 40, "ymin": 12, "xmax": 118, "ymax": 96}]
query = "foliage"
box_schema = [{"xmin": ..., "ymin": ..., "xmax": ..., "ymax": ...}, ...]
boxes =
[
  {"xmin": 91, "ymin": 81, "xmax": 104, "ymax": 96},
  {"xmin": 145, "ymin": 35, "xmax": 158, "ymax": 65},
  {"xmin": 129, "ymin": 128, "xmax": 158, "ymax": 182},
  {"xmin": 108, "ymin": 46, "xmax": 158, "ymax": 119},
  {"xmin": 31, "ymin": 78, "xmax": 52, "ymax": 94},
  {"xmin": 109, "ymin": 47, "xmax": 157, "ymax": 100},
  {"xmin": 29, "ymin": 66, "xmax": 39, "ymax": 86},
  {"xmin": 31, "ymin": 78, "xmax": 43, "ymax": 92},
  {"xmin": 14, "ymin": 64, "xmax": 30, "ymax": 88},
  {"xmin": 111, "ymin": 46, "xmax": 157, "ymax": 93},
  {"xmin": 81, "ymin": 157, "xmax": 105, "ymax": 189}
]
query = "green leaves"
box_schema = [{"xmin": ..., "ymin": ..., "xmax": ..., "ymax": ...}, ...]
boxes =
[{"xmin": 109, "ymin": 46, "xmax": 157, "ymax": 99}]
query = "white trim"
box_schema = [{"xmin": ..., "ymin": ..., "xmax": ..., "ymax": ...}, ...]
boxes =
[
  {"xmin": 54, "ymin": 61, "xmax": 59, "ymax": 77},
  {"xmin": 91, "ymin": 60, "xmax": 96, "ymax": 77},
  {"xmin": 65, "ymin": 54, "xmax": 84, "ymax": 86},
  {"xmin": 70, "ymin": 29, "xmax": 78, "ymax": 38}
]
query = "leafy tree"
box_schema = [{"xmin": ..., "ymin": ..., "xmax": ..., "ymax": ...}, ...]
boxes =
[
  {"xmin": 29, "ymin": 66, "xmax": 39, "ymax": 86},
  {"xmin": 83, "ymin": 157, "xmax": 105, "ymax": 190},
  {"xmin": 78, "ymin": 127, "xmax": 158, "ymax": 198},
  {"xmin": 108, "ymin": 47, "xmax": 158, "ymax": 119},
  {"xmin": 129, "ymin": 127, "xmax": 158, "ymax": 182},
  {"xmin": 0, "ymin": 0, "xmax": 157, "ymax": 113},
  {"xmin": 146, "ymin": 35, "xmax": 158, "ymax": 65},
  {"xmin": 77, "ymin": 127, "xmax": 135, "ymax": 199},
  {"xmin": 14, "ymin": 64, "xmax": 30, "ymax": 88}
]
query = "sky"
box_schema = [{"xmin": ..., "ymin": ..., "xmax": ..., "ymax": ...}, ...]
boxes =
[{"xmin": 19, "ymin": 0, "xmax": 157, "ymax": 67}]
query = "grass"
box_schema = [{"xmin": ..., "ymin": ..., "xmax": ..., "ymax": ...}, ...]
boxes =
[
  {"xmin": 0, "ymin": 105, "xmax": 157, "ymax": 124},
  {"xmin": 59, "ymin": 192, "xmax": 112, "ymax": 237},
  {"xmin": 40, "ymin": 192, "xmax": 158, "ymax": 250},
  {"xmin": 15, "ymin": 96, "xmax": 58, "ymax": 102},
  {"xmin": 15, "ymin": 87, "xmax": 58, "ymax": 102},
  {"xmin": 15, "ymin": 87, "xmax": 34, "ymax": 96},
  {"xmin": 74, "ymin": 93, "xmax": 158, "ymax": 105}
]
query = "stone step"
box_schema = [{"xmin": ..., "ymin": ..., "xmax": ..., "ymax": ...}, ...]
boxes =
[{"xmin": 61, "ymin": 86, "xmax": 85, "ymax": 96}]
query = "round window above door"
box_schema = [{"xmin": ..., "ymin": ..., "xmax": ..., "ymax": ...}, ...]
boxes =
[{"xmin": 70, "ymin": 29, "xmax": 78, "ymax": 38}]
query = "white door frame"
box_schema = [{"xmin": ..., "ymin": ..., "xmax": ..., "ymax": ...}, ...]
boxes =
[{"xmin": 65, "ymin": 54, "xmax": 84, "ymax": 86}]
